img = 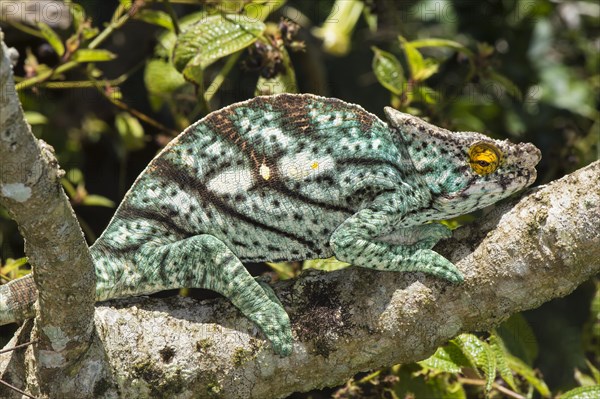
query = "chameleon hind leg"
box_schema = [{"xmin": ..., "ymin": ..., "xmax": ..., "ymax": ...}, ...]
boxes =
[
  {"xmin": 141, "ymin": 234, "xmax": 293, "ymax": 356},
  {"xmin": 330, "ymin": 205, "xmax": 463, "ymax": 283}
]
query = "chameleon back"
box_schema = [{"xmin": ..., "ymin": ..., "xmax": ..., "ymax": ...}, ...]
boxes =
[{"xmin": 91, "ymin": 94, "xmax": 412, "ymax": 265}]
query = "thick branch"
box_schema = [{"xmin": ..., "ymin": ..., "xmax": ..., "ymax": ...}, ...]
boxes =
[
  {"xmin": 5, "ymin": 161, "xmax": 595, "ymax": 398},
  {"xmin": 0, "ymin": 28, "xmax": 95, "ymax": 391}
]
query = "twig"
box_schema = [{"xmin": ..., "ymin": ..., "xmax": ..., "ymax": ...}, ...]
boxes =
[
  {"xmin": 0, "ymin": 341, "xmax": 40, "ymax": 398},
  {"xmin": 0, "ymin": 339, "xmax": 38, "ymax": 355},
  {"xmin": 0, "ymin": 379, "xmax": 39, "ymax": 399},
  {"xmin": 459, "ymin": 377, "xmax": 526, "ymax": 399}
]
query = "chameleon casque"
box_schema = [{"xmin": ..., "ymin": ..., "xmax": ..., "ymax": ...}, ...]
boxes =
[{"xmin": 0, "ymin": 93, "xmax": 541, "ymax": 356}]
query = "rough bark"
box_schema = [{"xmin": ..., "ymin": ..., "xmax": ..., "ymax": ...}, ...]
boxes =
[
  {"xmin": 1, "ymin": 26, "xmax": 599, "ymax": 399},
  {"xmin": 0, "ymin": 28, "xmax": 96, "ymax": 396}
]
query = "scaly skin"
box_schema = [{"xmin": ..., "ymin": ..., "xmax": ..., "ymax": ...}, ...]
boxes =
[{"xmin": 0, "ymin": 94, "xmax": 541, "ymax": 356}]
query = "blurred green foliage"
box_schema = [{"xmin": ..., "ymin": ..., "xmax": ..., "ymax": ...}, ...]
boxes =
[{"xmin": 0, "ymin": 0, "xmax": 598, "ymax": 397}]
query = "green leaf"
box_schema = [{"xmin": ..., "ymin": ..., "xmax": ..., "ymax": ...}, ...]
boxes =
[
  {"xmin": 495, "ymin": 313, "xmax": 539, "ymax": 365},
  {"xmin": 81, "ymin": 194, "xmax": 115, "ymax": 208},
  {"xmin": 506, "ymin": 354, "xmax": 551, "ymax": 397},
  {"xmin": 410, "ymin": 38, "xmax": 475, "ymax": 58},
  {"xmin": 115, "ymin": 112, "xmax": 145, "ymax": 151},
  {"xmin": 453, "ymin": 334, "xmax": 496, "ymax": 391},
  {"xmin": 1, "ymin": 257, "xmax": 28, "ymax": 275},
  {"xmin": 24, "ymin": 111, "xmax": 48, "ymax": 125},
  {"xmin": 486, "ymin": 70, "xmax": 523, "ymax": 101},
  {"xmin": 586, "ymin": 360, "xmax": 600, "ymax": 384},
  {"xmin": 559, "ymin": 385, "xmax": 600, "ymax": 399},
  {"xmin": 135, "ymin": 9, "xmax": 175, "ymax": 32},
  {"xmin": 399, "ymin": 36, "xmax": 425, "ymax": 80},
  {"xmin": 303, "ymin": 257, "xmax": 350, "ymax": 272},
  {"xmin": 266, "ymin": 262, "xmax": 296, "ymax": 280},
  {"xmin": 37, "ymin": 22, "xmax": 65, "ymax": 57},
  {"xmin": 419, "ymin": 341, "xmax": 472, "ymax": 373},
  {"xmin": 72, "ymin": 49, "xmax": 117, "ymax": 63},
  {"xmin": 69, "ymin": 2, "xmax": 86, "ymax": 32},
  {"xmin": 172, "ymin": 14, "xmax": 264, "ymax": 73},
  {"xmin": 489, "ymin": 334, "xmax": 519, "ymax": 392},
  {"xmin": 371, "ymin": 46, "xmax": 404, "ymax": 95},
  {"xmin": 144, "ymin": 59, "xmax": 187, "ymax": 96},
  {"xmin": 255, "ymin": 46, "xmax": 297, "ymax": 96},
  {"xmin": 393, "ymin": 364, "xmax": 467, "ymax": 399}
]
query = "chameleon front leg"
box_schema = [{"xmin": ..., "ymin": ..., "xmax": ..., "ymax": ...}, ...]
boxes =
[
  {"xmin": 330, "ymin": 207, "xmax": 463, "ymax": 283},
  {"xmin": 139, "ymin": 235, "xmax": 293, "ymax": 356}
]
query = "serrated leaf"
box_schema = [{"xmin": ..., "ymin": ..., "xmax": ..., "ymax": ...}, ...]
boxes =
[
  {"xmin": 393, "ymin": 364, "xmax": 467, "ymax": 399},
  {"xmin": 371, "ymin": 46, "xmax": 404, "ymax": 95},
  {"xmin": 72, "ymin": 49, "xmax": 117, "ymax": 63},
  {"xmin": 453, "ymin": 334, "xmax": 496, "ymax": 391},
  {"xmin": 255, "ymin": 46, "xmax": 297, "ymax": 96},
  {"xmin": 489, "ymin": 334, "xmax": 519, "ymax": 392},
  {"xmin": 399, "ymin": 36, "xmax": 425, "ymax": 80},
  {"xmin": 37, "ymin": 22, "xmax": 65, "ymax": 57},
  {"xmin": 172, "ymin": 14, "xmax": 264, "ymax": 73},
  {"xmin": 506, "ymin": 354, "xmax": 551, "ymax": 398},
  {"xmin": 115, "ymin": 112, "xmax": 145, "ymax": 151},
  {"xmin": 495, "ymin": 313, "xmax": 539, "ymax": 365},
  {"xmin": 559, "ymin": 385, "xmax": 600, "ymax": 399},
  {"xmin": 135, "ymin": 9, "xmax": 175, "ymax": 32},
  {"xmin": 81, "ymin": 194, "xmax": 115, "ymax": 208},
  {"xmin": 419, "ymin": 342, "xmax": 472, "ymax": 373},
  {"xmin": 24, "ymin": 111, "xmax": 48, "ymax": 125}
]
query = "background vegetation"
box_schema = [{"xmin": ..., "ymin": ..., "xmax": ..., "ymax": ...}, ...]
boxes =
[{"xmin": 0, "ymin": 0, "xmax": 598, "ymax": 397}]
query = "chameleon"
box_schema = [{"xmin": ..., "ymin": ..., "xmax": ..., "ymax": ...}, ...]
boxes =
[{"xmin": 0, "ymin": 93, "xmax": 541, "ymax": 356}]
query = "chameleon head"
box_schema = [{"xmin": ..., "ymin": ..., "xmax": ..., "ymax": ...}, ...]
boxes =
[{"xmin": 384, "ymin": 107, "xmax": 542, "ymax": 219}]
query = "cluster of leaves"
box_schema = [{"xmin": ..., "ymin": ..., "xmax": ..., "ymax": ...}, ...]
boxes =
[{"xmin": 332, "ymin": 320, "xmax": 600, "ymax": 399}]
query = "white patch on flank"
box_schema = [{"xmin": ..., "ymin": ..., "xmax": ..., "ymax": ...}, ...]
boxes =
[
  {"xmin": 1, "ymin": 183, "xmax": 31, "ymax": 202},
  {"xmin": 180, "ymin": 154, "xmax": 197, "ymax": 168},
  {"xmin": 239, "ymin": 118, "xmax": 251, "ymax": 131},
  {"xmin": 331, "ymin": 114, "xmax": 343, "ymax": 126},
  {"xmin": 171, "ymin": 191, "xmax": 195, "ymax": 214},
  {"xmin": 263, "ymin": 126, "xmax": 289, "ymax": 147},
  {"xmin": 207, "ymin": 168, "xmax": 253, "ymax": 194},
  {"xmin": 279, "ymin": 152, "xmax": 335, "ymax": 181},
  {"xmin": 145, "ymin": 187, "xmax": 160, "ymax": 199},
  {"xmin": 372, "ymin": 138, "xmax": 381, "ymax": 149}
]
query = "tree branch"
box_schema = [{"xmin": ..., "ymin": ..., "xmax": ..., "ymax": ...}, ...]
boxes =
[{"xmin": 0, "ymin": 28, "xmax": 95, "ymax": 395}]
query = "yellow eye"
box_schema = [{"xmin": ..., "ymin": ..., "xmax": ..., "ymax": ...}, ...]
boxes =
[{"xmin": 468, "ymin": 142, "xmax": 502, "ymax": 175}]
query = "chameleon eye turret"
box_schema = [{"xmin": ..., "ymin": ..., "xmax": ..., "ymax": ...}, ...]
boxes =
[{"xmin": 468, "ymin": 142, "xmax": 502, "ymax": 175}]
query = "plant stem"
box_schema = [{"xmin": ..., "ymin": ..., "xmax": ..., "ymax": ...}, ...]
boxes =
[
  {"xmin": 458, "ymin": 377, "xmax": 525, "ymax": 399},
  {"xmin": 16, "ymin": 5, "xmax": 133, "ymax": 91}
]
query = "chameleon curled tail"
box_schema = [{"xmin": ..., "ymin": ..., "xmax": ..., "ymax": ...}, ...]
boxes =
[
  {"xmin": 0, "ymin": 94, "xmax": 541, "ymax": 356},
  {"xmin": 0, "ymin": 274, "xmax": 36, "ymax": 325}
]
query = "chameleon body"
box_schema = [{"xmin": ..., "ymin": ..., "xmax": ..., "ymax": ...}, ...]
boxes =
[{"xmin": 0, "ymin": 94, "xmax": 541, "ymax": 356}]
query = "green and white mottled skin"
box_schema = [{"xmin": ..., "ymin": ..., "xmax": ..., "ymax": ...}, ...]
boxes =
[{"xmin": 0, "ymin": 93, "xmax": 541, "ymax": 356}]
